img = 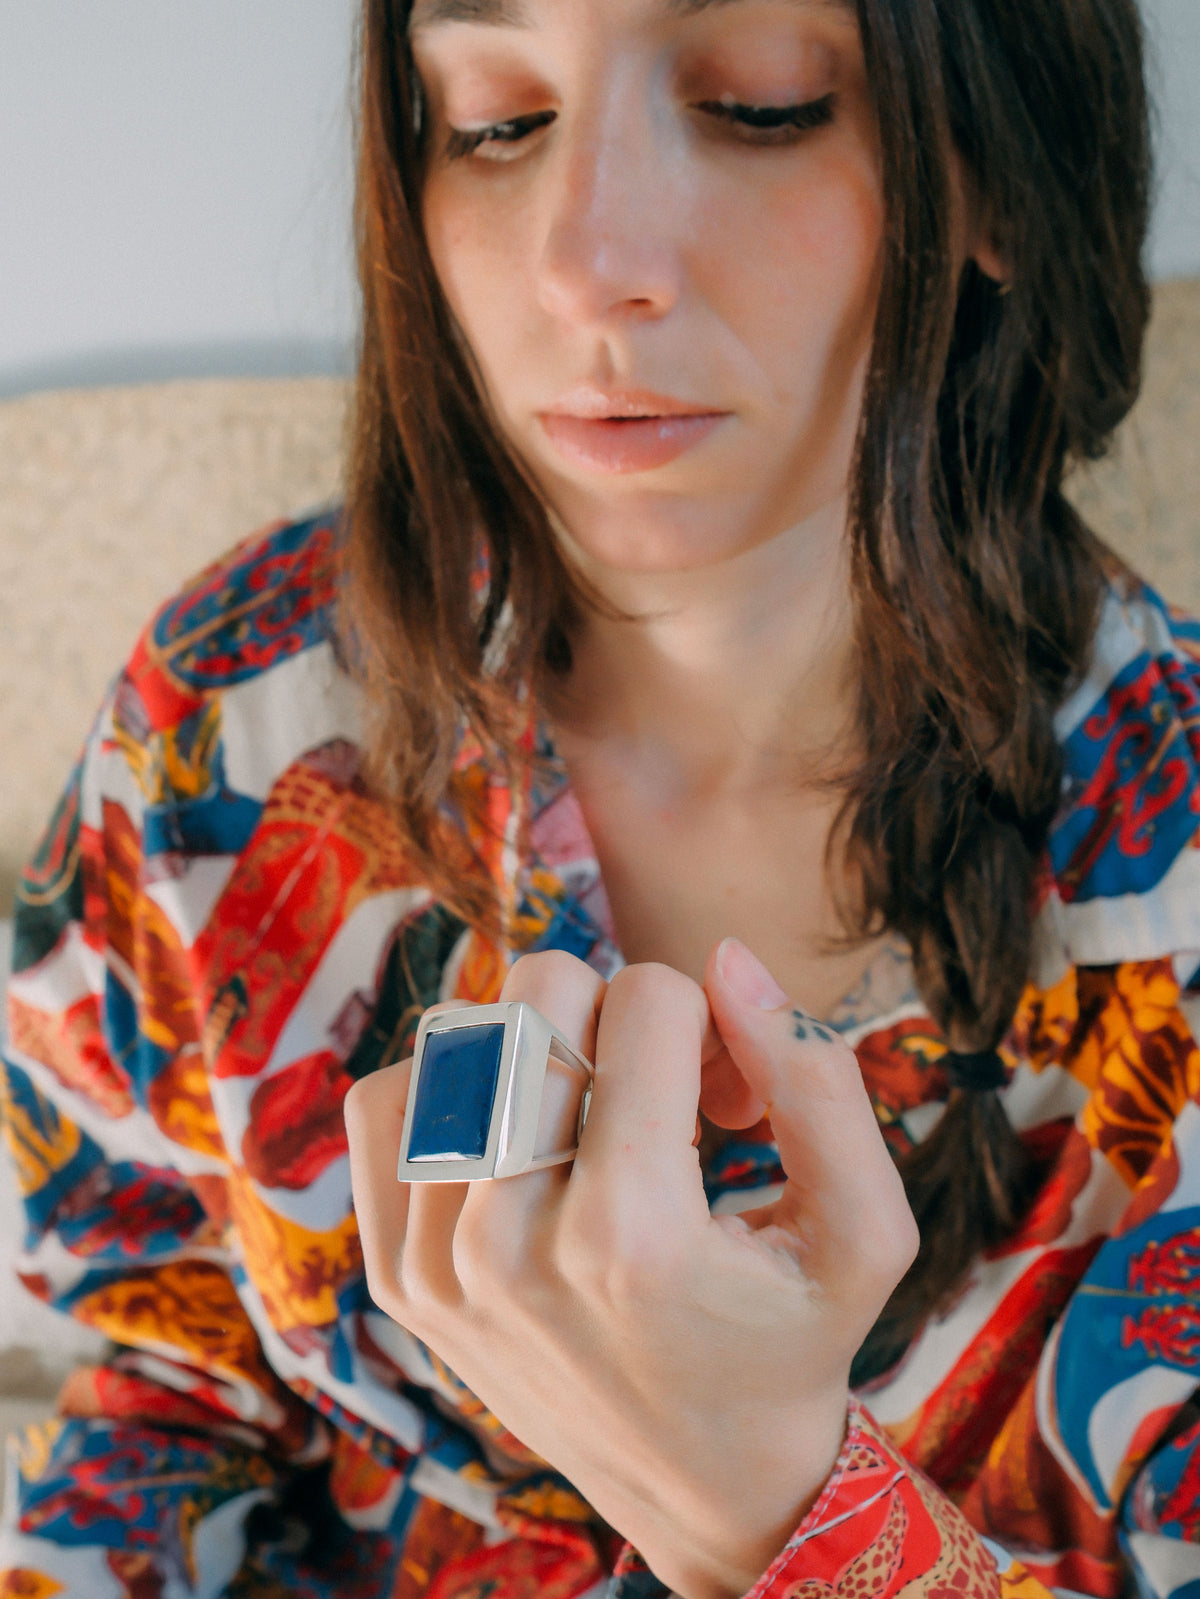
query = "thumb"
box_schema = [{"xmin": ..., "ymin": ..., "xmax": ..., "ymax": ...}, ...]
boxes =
[{"xmin": 705, "ymin": 939, "xmax": 917, "ymax": 1293}]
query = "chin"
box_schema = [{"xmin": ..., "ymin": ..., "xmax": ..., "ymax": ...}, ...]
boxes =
[{"xmin": 556, "ymin": 505, "xmax": 763, "ymax": 577}]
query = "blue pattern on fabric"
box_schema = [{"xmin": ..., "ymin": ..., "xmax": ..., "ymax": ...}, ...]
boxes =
[
  {"xmin": 149, "ymin": 510, "xmax": 337, "ymax": 690},
  {"xmin": 1052, "ymin": 648, "xmax": 1200, "ymax": 904},
  {"xmin": 1054, "ymin": 1208, "xmax": 1200, "ymax": 1509}
]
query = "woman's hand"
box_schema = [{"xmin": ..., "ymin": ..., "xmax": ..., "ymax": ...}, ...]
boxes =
[{"xmin": 344, "ymin": 939, "xmax": 917, "ymax": 1599}]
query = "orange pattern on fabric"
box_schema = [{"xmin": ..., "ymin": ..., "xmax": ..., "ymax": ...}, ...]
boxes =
[
  {"xmin": 1074, "ymin": 964, "xmax": 1200, "ymax": 1184},
  {"xmin": 391, "ymin": 1498, "xmax": 489, "ymax": 1599},
  {"xmin": 427, "ymin": 1515, "xmax": 605, "ymax": 1599},
  {"xmin": 7, "ymin": 994, "xmax": 133, "ymax": 1120},
  {"xmin": 960, "ymin": 1380, "xmax": 1120, "ymax": 1591},
  {"xmin": 227, "ymin": 1166, "xmax": 362, "ymax": 1331},
  {"xmin": 776, "ymin": 1416, "xmax": 1004, "ymax": 1599},
  {"xmin": 854, "ymin": 1016, "xmax": 951, "ymax": 1152},
  {"xmin": 0, "ymin": 1054, "xmax": 85, "ymax": 1197},
  {"xmin": 328, "ymin": 1431, "xmax": 403, "ymax": 1518},
  {"xmin": 0, "ymin": 1572, "xmax": 64, "ymax": 1599},
  {"xmin": 194, "ymin": 752, "xmax": 418, "ymax": 1082},
  {"xmin": 146, "ymin": 1046, "xmax": 225, "ymax": 1158},
  {"xmin": 98, "ymin": 797, "xmax": 143, "ymax": 975},
  {"xmin": 1012, "ymin": 961, "xmax": 1200, "ymax": 1185},
  {"xmin": 893, "ymin": 1245, "xmax": 1099, "ymax": 1496},
  {"xmin": 68, "ymin": 1258, "xmax": 287, "ymax": 1393},
  {"xmin": 132, "ymin": 887, "xmax": 202, "ymax": 1059},
  {"xmin": 1010, "ymin": 965, "xmax": 1083, "ymax": 1077},
  {"xmin": 498, "ymin": 1480, "xmax": 597, "ymax": 1525},
  {"xmin": 451, "ymin": 927, "xmax": 510, "ymax": 1004},
  {"xmin": 998, "ymin": 1569, "xmax": 1063, "ymax": 1599},
  {"xmin": 112, "ymin": 700, "xmax": 223, "ymax": 810}
]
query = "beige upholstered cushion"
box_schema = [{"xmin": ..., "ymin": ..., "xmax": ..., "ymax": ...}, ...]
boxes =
[
  {"xmin": 0, "ymin": 379, "xmax": 347, "ymax": 908},
  {"xmin": 0, "ymin": 280, "xmax": 1197, "ymax": 907},
  {"xmin": 1069, "ymin": 278, "xmax": 1200, "ymax": 610}
]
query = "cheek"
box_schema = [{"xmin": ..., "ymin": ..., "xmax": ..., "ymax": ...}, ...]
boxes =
[
  {"xmin": 422, "ymin": 182, "xmax": 533, "ymax": 390},
  {"xmin": 703, "ymin": 152, "xmax": 884, "ymax": 398}
]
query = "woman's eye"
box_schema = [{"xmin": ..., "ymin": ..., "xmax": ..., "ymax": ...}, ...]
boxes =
[
  {"xmin": 441, "ymin": 91, "xmax": 834, "ymax": 163},
  {"xmin": 444, "ymin": 110, "xmax": 556, "ymax": 163},
  {"xmin": 697, "ymin": 92, "xmax": 836, "ymax": 144}
]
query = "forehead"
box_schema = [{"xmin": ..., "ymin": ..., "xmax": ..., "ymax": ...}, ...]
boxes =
[{"xmin": 410, "ymin": 0, "xmax": 855, "ymax": 30}]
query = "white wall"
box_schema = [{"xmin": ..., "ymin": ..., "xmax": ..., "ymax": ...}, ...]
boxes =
[
  {"xmin": 1, "ymin": 0, "xmax": 1197, "ymax": 399},
  {"xmin": 0, "ymin": 1, "xmax": 358, "ymax": 397},
  {"xmin": 1142, "ymin": 0, "xmax": 1200, "ymax": 280}
]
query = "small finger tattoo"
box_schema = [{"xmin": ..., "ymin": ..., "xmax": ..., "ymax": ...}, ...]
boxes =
[{"xmin": 791, "ymin": 1009, "xmax": 837, "ymax": 1044}]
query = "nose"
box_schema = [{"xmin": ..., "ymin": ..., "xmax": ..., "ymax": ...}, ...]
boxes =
[{"xmin": 536, "ymin": 87, "xmax": 684, "ymax": 328}]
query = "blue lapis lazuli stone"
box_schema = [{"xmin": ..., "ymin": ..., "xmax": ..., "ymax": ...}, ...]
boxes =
[{"xmin": 407, "ymin": 1023, "xmax": 506, "ymax": 1160}]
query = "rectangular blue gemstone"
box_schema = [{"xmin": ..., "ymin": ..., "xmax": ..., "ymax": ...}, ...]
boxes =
[{"xmin": 407, "ymin": 1022, "xmax": 506, "ymax": 1161}]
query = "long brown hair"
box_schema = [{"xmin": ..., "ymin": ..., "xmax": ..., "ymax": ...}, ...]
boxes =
[{"xmin": 343, "ymin": 0, "xmax": 1152, "ymax": 1371}]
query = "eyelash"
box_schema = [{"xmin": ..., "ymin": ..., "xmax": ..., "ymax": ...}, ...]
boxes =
[{"xmin": 443, "ymin": 93, "xmax": 836, "ymax": 161}]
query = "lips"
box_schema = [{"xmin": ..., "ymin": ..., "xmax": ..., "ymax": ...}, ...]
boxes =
[{"xmin": 538, "ymin": 386, "xmax": 729, "ymax": 474}]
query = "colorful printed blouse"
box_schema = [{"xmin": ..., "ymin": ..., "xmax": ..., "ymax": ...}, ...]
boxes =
[{"xmin": 3, "ymin": 509, "xmax": 1200, "ymax": 1599}]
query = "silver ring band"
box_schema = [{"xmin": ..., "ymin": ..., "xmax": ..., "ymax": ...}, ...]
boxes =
[{"xmin": 396, "ymin": 1001, "xmax": 594, "ymax": 1183}]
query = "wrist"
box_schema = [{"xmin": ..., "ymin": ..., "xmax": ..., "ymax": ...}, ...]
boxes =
[{"xmin": 649, "ymin": 1393, "xmax": 852, "ymax": 1599}]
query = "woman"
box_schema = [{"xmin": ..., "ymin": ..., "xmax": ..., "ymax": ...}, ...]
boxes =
[{"xmin": 3, "ymin": 0, "xmax": 1196, "ymax": 1596}]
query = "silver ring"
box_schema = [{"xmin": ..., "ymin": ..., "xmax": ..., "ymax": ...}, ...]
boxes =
[{"xmin": 396, "ymin": 1002, "xmax": 594, "ymax": 1183}]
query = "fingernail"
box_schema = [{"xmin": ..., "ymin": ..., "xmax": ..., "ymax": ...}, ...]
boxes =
[{"xmin": 716, "ymin": 937, "xmax": 789, "ymax": 1009}]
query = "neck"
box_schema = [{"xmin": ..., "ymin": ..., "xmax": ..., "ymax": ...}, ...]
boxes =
[{"xmin": 548, "ymin": 497, "xmax": 859, "ymax": 801}]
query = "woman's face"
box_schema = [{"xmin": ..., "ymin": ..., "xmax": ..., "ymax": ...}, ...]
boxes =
[{"xmin": 412, "ymin": 0, "xmax": 884, "ymax": 576}]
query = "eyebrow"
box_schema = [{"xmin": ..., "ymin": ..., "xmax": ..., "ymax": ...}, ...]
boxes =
[{"xmin": 410, "ymin": 0, "xmax": 853, "ymax": 31}]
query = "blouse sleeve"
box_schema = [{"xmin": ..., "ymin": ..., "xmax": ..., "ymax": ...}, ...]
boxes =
[
  {"xmin": 741, "ymin": 1402, "xmax": 1055, "ymax": 1599},
  {"xmin": 0, "ymin": 696, "xmax": 336, "ymax": 1594},
  {"xmin": 0, "ymin": 603, "xmax": 612, "ymax": 1599}
]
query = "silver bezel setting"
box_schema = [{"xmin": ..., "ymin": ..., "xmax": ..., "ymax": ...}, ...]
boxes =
[{"xmin": 396, "ymin": 1001, "xmax": 593, "ymax": 1183}]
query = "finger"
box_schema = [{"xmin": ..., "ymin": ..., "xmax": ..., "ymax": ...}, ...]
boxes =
[
  {"xmin": 344, "ymin": 1059, "xmax": 415, "ymax": 1316},
  {"xmin": 429, "ymin": 951, "xmax": 610, "ymax": 1295},
  {"xmin": 568, "ymin": 961, "xmax": 712, "ymax": 1225},
  {"xmin": 381, "ymin": 1002, "xmax": 481, "ymax": 1311},
  {"xmin": 698, "ymin": 1038, "xmax": 769, "ymax": 1129},
  {"xmin": 705, "ymin": 938, "xmax": 917, "ymax": 1291},
  {"xmin": 421, "ymin": 999, "xmax": 478, "ymax": 1020},
  {"xmin": 497, "ymin": 950, "xmax": 609, "ymax": 1179},
  {"xmin": 501, "ymin": 948, "xmax": 608, "ymax": 1058}
]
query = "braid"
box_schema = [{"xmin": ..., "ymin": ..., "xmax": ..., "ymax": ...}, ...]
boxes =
[
  {"xmin": 835, "ymin": 0, "xmax": 1149, "ymax": 1379},
  {"xmin": 842, "ymin": 270, "xmax": 1112, "ymax": 1379},
  {"xmin": 844, "ymin": 671, "xmax": 1072, "ymax": 1381}
]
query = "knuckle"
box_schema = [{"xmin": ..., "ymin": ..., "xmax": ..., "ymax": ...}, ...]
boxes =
[
  {"xmin": 506, "ymin": 948, "xmax": 590, "ymax": 994},
  {"xmin": 799, "ymin": 1039, "xmax": 867, "ymax": 1105},
  {"xmin": 344, "ymin": 1060, "xmax": 410, "ymax": 1140},
  {"xmin": 451, "ymin": 1213, "xmax": 507, "ymax": 1298},
  {"xmin": 361, "ymin": 1237, "xmax": 410, "ymax": 1324},
  {"xmin": 393, "ymin": 1245, "xmax": 442, "ymax": 1317},
  {"xmin": 601, "ymin": 1236, "xmax": 674, "ymax": 1306},
  {"xmin": 855, "ymin": 1197, "xmax": 920, "ymax": 1293},
  {"xmin": 422, "ymin": 999, "xmax": 476, "ymax": 1022},
  {"xmin": 607, "ymin": 960, "xmax": 696, "ymax": 1013},
  {"xmin": 343, "ymin": 1072, "xmax": 380, "ymax": 1134},
  {"xmin": 553, "ymin": 1204, "xmax": 597, "ymax": 1283},
  {"xmin": 894, "ymin": 1201, "xmax": 921, "ymax": 1273},
  {"xmin": 556, "ymin": 1205, "xmax": 670, "ymax": 1306}
]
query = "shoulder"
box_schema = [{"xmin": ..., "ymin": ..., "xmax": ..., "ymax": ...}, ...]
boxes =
[
  {"xmin": 1038, "ymin": 561, "xmax": 1200, "ymax": 972},
  {"xmin": 15, "ymin": 509, "xmax": 358, "ymax": 971},
  {"xmin": 90, "ymin": 505, "xmax": 367, "ymax": 862},
  {"xmin": 120, "ymin": 506, "xmax": 343, "ymax": 734}
]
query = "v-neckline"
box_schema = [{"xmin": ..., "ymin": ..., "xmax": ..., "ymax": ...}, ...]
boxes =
[{"xmin": 520, "ymin": 716, "xmax": 919, "ymax": 1036}]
